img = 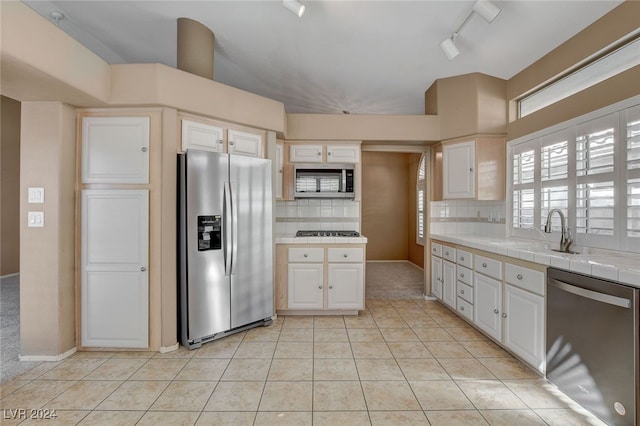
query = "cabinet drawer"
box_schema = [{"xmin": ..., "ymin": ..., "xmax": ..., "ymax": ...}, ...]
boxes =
[
  {"xmin": 442, "ymin": 245, "xmax": 456, "ymax": 262},
  {"xmin": 431, "ymin": 243, "xmax": 442, "ymax": 257},
  {"xmin": 475, "ymin": 255, "xmax": 502, "ymax": 280},
  {"xmin": 457, "ymin": 281, "xmax": 473, "ymax": 304},
  {"xmin": 289, "ymin": 248, "xmax": 324, "ymax": 262},
  {"xmin": 328, "ymin": 248, "xmax": 363, "ymax": 263},
  {"xmin": 457, "ymin": 265, "xmax": 473, "ymax": 286},
  {"xmin": 457, "ymin": 297, "xmax": 473, "ymax": 321},
  {"xmin": 505, "ymin": 263, "xmax": 545, "ymax": 296},
  {"xmin": 457, "ymin": 249, "xmax": 473, "ymax": 269}
]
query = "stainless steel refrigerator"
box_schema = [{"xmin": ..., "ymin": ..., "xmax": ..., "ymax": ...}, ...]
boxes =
[{"xmin": 178, "ymin": 149, "xmax": 273, "ymax": 349}]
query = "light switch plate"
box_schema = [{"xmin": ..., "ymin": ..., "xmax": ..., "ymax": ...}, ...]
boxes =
[
  {"xmin": 28, "ymin": 187, "xmax": 45, "ymax": 203},
  {"xmin": 27, "ymin": 211, "xmax": 44, "ymax": 227}
]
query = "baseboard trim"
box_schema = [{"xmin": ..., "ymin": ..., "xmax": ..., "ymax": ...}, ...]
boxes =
[
  {"xmin": 19, "ymin": 346, "xmax": 77, "ymax": 362},
  {"xmin": 423, "ymin": 294, "xmax": 438, "ymax": 301},
  {"xmin": 366, "ymin": 259, "xmax": 424, "ymax": 271},
  {"xmin": 1, "ymin": 272, "xmax": 19, "ymax": 279},
  {"xmin": 159, "ymin": 343, "xmax": 179, "ymax": 353}
]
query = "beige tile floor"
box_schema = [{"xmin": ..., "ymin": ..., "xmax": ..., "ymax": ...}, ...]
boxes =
[{"xmin": 0, "ymin": 298, "xmax": 607, "ymax": 425}]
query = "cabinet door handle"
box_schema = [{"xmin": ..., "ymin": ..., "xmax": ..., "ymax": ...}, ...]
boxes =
[
  {"xmin": 229, "ymin": 140, "xmax": 234, "ymax": 146},
  {"xmin": 517, "ymin": 274, "xmax": 523, "ymax": 280},
  {"xmin": 218, "ymin": 140, "xmax": 223, "ymax": 144},
  {"xmin": 343, "ymin": 254, "xmax": 348, "ymax": 258},
  {"xmin": 502, "ymin": 313, "xmax": 507, "ymax": 318},
  {"xmin": 329, "ymin": 285, "xmax": 333, "ymax": 289},
  {"xmin": 318, "ymin": 285, "xmax": 323, "ymax": 290},
  {"xmin": 445, "ymin": 251, "xmax": 449, "ymax": 256},
  {"xmin": 460, "ymin": 273, "xmax": 464, "ymax": 278},
  {"xmin": 460, "ymin": 306, "xmax": 465, "ymax": 311},
  {"xmin": 460, "ymin": 256, "xmax": 464, "ymax": 261},
  {"xmin": 469, "ymin": 167, "xmax": 473, "ymax": 172},
  {"xmin": 328, "ymin": 152, "xmax": 332, "ymax": 156},
  {"xmin": 304, "ymin": 253, "xmax": 308, "ymax": 257},
  {"xmin": 140, "ymin": 266, "xmax": 146, "ymax": 271},
  {"xmin": 460, "ymin": 289, "xmax": 464, "ymax": 294},
  {"xmin": 141, "ymin": 147, "xmax": 148, "ymax": 152},
  {"xmin": 317, "ymin": 152, "xmax": 321, "ymax": 156},
  {"xmin": 482, "ymin": 263, "xmax": 487, "ymax": 268},
  {"xmin": 493, "ymin": 309, "xmax": 499, "ymax": 314}
]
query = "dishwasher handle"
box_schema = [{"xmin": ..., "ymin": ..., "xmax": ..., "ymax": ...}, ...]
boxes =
[{"xmin": 549, "ymin": 278, "xmax": 631, "ymax": 309}]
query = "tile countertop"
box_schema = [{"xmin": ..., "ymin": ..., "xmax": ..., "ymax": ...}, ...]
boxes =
[
  {"xmin": 275, "ymin": 234, "xmax": 368, "ymax": 245},
  {"xmin": 430, "ymin": 234, "xmax": 640, "ymax": 289}
]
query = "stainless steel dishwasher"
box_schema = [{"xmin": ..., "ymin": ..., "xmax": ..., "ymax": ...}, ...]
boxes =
[{"xmin": 547, "ymin": 267, "xmax": 639, "ymax": 426}]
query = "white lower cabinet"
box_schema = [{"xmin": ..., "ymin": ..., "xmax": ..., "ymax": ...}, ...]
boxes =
[
  {"xmin": 473, "ymin": 273, "xmax": 503, "ymax": 341},
  {"xmin": 431, "ymin": 239, "xmax": 546, "ymax": 373},
  {"xmin": 442, "ymin": 260, "xmax": 456, "ymax": 309},
  {"xmin": 288, "ymin": 263, "xmax": 324, "ymax": 309},
  {"xmin": 328, "ymin": 263, "xmax": 364, "ymax": 309},
  {"xmin": 456, "ymin": 297, "xmax": 474, "ymax": 321},
  {"xmin": 431, "ymin": 255, "xmax": 443, "ymax": 299},
  {"xmin": 283, "ymin": 245, "xmax": 365, "ymax": 312},
  {"xmin": 81, "ymin": 190, "xmax": 149, "ymax": 348},
  {"xmin": 504, "ymin": 284, "xmax": 545, "ymax": 370}
]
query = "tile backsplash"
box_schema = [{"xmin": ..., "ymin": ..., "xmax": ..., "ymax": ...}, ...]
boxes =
[
  {"xmin": 430, "ymin": 200, "xmax": 506, "ymax": 238},
  {"xmin": 275, "ymin": 199, "xmax": 360, "ymax": 235}
]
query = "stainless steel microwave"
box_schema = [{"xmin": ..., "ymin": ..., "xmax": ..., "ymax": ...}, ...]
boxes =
[{"xmin": 294, "ymin": 163, "xmax": 355, "ymax": 199}]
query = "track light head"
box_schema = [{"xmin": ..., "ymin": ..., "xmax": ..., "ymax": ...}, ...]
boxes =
[
  {"xmin": 283, "ymin": 0, "xmax": 306, "ymax": 18},
  {"xmin": 472, "ymin": 0, "xmax": 501, "ymax": 23},
  {"xmin": 440, "ymin": 37, "xmax": 460, "ymax": 60}
]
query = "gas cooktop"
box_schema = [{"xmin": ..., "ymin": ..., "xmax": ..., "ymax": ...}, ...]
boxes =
[{"xmin": 295, "ymin": 230, "xmax": 360, "ymax": 237}]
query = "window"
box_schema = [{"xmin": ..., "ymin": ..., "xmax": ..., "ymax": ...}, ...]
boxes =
[
  {"xmin": 519, "ymin": 36, "xmax": 640, "ymax": 118},
  {"xmin": 540, "ymin": 132, "xmax": 570, "ymax": 232},
  {"xmin": 416, "ymin": 153, "xmax": 426, "ymax": 245},
  {"xmin": 627, "ymin": 105, "xmax": 640, "ymax": 245},
  {"xmin": 509, "ymin": 99, "xmax": 640, "ymax": 253}
]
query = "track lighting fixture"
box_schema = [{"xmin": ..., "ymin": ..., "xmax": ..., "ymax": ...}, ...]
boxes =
[
  {"xmin": 473, "ymin": 0, "xmax": 501, "ymax": 23},
  {"xmin": 440, "ymin": 37, "xmax": 460, "ymax": 61},
  {"xmin": 439, "ymin": 0, "xmax": 501, "ymax": 60},
  {"xmin": 283, "ymin": 0, "xmax": 305, "ymax": 18}
]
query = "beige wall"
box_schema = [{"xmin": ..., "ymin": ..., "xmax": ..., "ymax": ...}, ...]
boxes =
[
  {"xmin": 286, "ymin": 114, "xmax": 439, "ymax": 142},
  {"xmin": 425, "ymin": 73, "xmax": 507, "ymax": 141},
  {"xmin": 20, "ymin": 102, "xmax": 76, "ymax": 356},
  {"xmin": 363, "ymin": 152, "xmax": 420, "ymax": 262},
  {"xmin": 1, "ymin": 96, "xmax": 21, "ymax": 275},
  {"xmin": 506, "ymin": 1, "xmax": 640, "ymax": 140},
  {"xmin": 0, "ymin": 2, "xmax": 109, "ymax": 106}
]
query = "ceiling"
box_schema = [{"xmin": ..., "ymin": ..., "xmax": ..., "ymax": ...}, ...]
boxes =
[{"xmin": 23, "ymin": 0, "xmax": 623, "ymax": 115}]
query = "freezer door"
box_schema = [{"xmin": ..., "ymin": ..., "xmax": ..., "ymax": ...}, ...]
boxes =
[
  {"xmin": 183, "ymin": 150, "xmax": 231, "ymax": 340},
  {"xmin": 229, "ymin": 155, "xmax": 274, "ymax": 328}
]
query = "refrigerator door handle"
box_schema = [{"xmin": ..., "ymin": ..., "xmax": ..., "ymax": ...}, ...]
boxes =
[
  {"xmin": 224, "ymin": 182, "xmax": 233, "ymax": 276},
  {"xmin": 230, "ymin": 181, "xmax": 239, "ymax": 275}
]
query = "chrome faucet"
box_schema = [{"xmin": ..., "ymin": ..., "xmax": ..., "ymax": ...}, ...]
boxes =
[{"xmin": 544, "ymin": 209, "xmax": 573, "ymax": 252}]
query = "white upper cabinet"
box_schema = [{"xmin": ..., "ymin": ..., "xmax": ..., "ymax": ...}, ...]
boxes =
[
  {"xmin": 275, "ymin": 143, "xmax": 284, "ymax": 200},
  {"xmin": 181, "ymin": 119, "xmax": 224, "ymax": 153},
  {"xmin": 228, "ymin": 129, "xmax": 263, "ymax": 158},
  {"xmin": 289, "ymin": 144, "xmax": 361, "ymax": 163},
  {"xmin": 81, "ymin": 116, "xmax": 150, "ymax": 184},
  {"xmin": 290, "ymin": 144, "xmax": 323, "ymax": 162},
  {"xmin": 326, "ymin": 145, "xmax": 360, "ymax": 163},
  {"xmin": 443, "ymin": 140, "xmax": 475, "ymax": 199}
]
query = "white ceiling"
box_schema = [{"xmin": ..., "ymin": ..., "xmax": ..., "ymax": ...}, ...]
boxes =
[{"xmin": 24, "ymin": 0, "xmax": 623, "ymax": 115}]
